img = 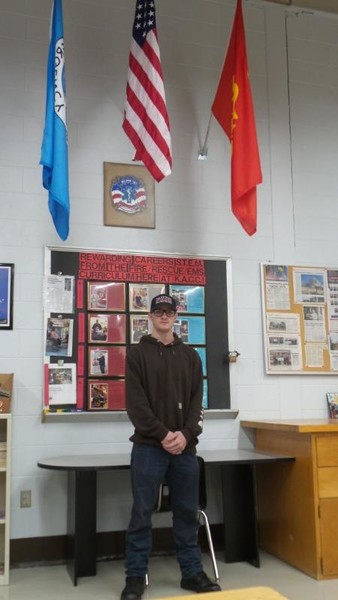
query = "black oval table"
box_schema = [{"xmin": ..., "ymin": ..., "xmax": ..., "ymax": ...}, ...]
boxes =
[
  {"xmin": 38, "ymin": 453, "xmax": 131, "ymax": 585},
  {"xmin": 38, "ymin": 449, "xmax": 295, "ymax": 586}
]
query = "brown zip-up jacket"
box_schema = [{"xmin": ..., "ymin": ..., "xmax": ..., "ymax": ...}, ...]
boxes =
[{"xmin": 125, "ymin": 334, "xmax": 204, "ymax": 453}]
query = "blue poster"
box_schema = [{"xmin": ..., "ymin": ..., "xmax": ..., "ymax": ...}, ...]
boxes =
[
  {"xmin": 194, "ymin": 347, "xmax": 207, "ymax": 376},
  {"xmin": 0, "ymin": 267, "xmax": 10, "ymax": 326},
  {"xmin": 174, "ymin": 316, "xmax": 205, "ymax": 344},
  {"xmin": 202, "ymin": 380, "xmax": 208, "ymax": 409}
]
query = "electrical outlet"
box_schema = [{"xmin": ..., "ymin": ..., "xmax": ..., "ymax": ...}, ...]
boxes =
[{"xmin": 20, "ymin": 490, "xmax": 31, "ymax": 508}]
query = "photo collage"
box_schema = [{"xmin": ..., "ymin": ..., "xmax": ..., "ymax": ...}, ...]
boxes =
[
  {"xmin": 44, "ymin": 276, "xmax": 209, "ymax": 412},
  {"xmin": 86, "ymin": 281, "xmax": 208, "ymax": 411}
]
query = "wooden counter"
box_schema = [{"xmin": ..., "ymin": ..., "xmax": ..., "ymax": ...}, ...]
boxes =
[
  {"xmin": 155, "ymin": 587, "xmax": 288, "ymax": 600},
  {"xmin": 241, "ymin": 419, "xmax": 338, "ymax": 580}
]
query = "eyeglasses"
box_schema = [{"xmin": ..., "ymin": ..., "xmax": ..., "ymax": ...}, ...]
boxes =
[{"xmin": 152, "ymin": 309, "xmax": 176, "ymax": 317}]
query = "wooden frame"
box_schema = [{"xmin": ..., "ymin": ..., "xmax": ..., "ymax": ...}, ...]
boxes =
[
  {"xmin": 103, "ymin": 162, "xmax": 155, "ymax": 229},
  {"xmin": 0, "ymin": 264, "xmax": 14, "ymax": 330}
]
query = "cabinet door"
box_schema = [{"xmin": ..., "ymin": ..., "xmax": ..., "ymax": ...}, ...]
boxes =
[
  {"xmin": 317, "ymin": 436, "xmax": 338, "ymax": 467},
  {"xmin": 320, "ymin": 498, "xmax": 338, "ymax": 576},
  {"xmin": 318, "ymin": 467, "xmax": 338, "ymax": 497}
]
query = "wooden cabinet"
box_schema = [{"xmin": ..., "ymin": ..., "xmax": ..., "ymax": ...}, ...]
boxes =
[
  {"xmin": 0, "ymin": 415, "xmax": 10, "ymax": 585},
  {"xmin": 241, "ymin": 420, "xmax": 338, "ymax": 580}
]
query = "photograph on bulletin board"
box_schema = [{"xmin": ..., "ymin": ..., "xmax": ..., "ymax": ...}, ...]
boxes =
[
  {"xmin": 129, "ymin": 283, "xmax": 164, "ymax": 312},
  {"xmin": 48, "ymin": 364, "xmax": 77, "ymax": 405},
  {"xmin": 173, "ymin": 316, "xmax": 205, "ymax": 345},
  {"xmin": 88, "ymin": 313, "xmax": 126, "ymax": 344},
  {"xmin": 88, "ymin": 346, "xmax": 126, "ymax": 377},
  {"xmin": 130, "ymin": 315, "xmax": 153, "ymax": 343},
  {"xmin": 88, "ymin": 381, "xmax": 109, "ymax": 410},
  {"xmin": 45, "ymin": 317, "xmax": 73, "ymax": 357},
  {"xmin": 88, "ymin": 379, "xmax": 126, "ymax": 411},
  {"xmin": 87, "ymin": 281, "xmax": 125, "ymax": 312},
  {"xmin": 169, "ymin": 284, "xmax": 205, "ymax": 314}
]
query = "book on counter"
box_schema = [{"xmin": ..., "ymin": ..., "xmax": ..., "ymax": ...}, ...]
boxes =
[{"xmin": 326, "ymin": 392, "xmax": 338, "ymax": 418}]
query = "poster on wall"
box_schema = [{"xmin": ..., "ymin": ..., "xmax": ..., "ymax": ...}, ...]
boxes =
[
  {"xmin": 45, "ymin": 317, "xmax": 73, "ymax": 357},
  {"xmin": 43, "ymin": 275, "xmax": 74, "ymax": 313},
  {"xmin": 48, "ymin": 364, "xmax": 76, "ymax": 405}
]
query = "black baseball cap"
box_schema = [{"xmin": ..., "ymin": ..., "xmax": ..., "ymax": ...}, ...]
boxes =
[{"xmin": 150, "ymin": 294, "xmax": 177, "ymax": 312}]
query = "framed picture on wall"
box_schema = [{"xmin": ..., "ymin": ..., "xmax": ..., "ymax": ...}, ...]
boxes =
[
  {"xmin": 129, "ymin": 283, "xmax": 164, "ymax": 312},
  {"xmin": 87, "ymin": 281, "xmax": 125, "ymax": 312},
  {"xmin": 0, "ymin": 263, "xmax": 14, "ymax": 330},
  {"xmin": 169, "ymin": 284, "xmax": 205, "ymax": 313},
  {"xmin": 88, "ymin": 313, "xmax": 126, "ymax": 344},
  {"xmin": 88, "ymin": 346, "xmax": 126, "ymax": 377},
  {"xmin": 173, "ymin": 316, "xmax": 206, "ymax": 345},
  {"xmin": 103, "ymin": 162, "xmax": 155, "ymax": 229},
  {"xmin": 88, "ymin": 381, "xmax": 109, "ymax": 410},
  {"xmin": 88, "ymin": 379, "xmax": 126, "ymax": 411},
  {"xmin": 130, "ymin": 315, "xmax": 152, "ymax": 343}
]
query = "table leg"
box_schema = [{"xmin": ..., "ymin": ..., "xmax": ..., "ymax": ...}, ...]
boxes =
[
  {"xmin": 221, "ymin": 463, "xmax": 260, "ymax": 567},
  {"xmin": 66, "ymin": 470, "xmax": 97, "ymax": 585}
]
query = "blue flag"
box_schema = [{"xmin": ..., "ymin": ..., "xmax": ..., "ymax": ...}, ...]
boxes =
[{"xmin": 40, "ymin": 0, "xmax": 69, "ymax": 241}]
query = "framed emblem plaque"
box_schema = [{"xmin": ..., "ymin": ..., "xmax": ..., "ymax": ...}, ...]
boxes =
[{"xmin": 103, "ymin": 162, "xmax": 155, "ymax": 229}]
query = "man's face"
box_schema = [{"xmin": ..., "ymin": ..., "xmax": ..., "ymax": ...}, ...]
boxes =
[{"xmin": 149, "ymin": 306, "xmax": 177, "ymax": 333}]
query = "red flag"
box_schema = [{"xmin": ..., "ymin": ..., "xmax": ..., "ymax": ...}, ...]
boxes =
[
  {"xmin": 123, "ymin": 0, "xmax": 172, "ymax": 183},
  {"xmin": 211, "ymin": 0, "xmax": 262, "ymax": 235}
]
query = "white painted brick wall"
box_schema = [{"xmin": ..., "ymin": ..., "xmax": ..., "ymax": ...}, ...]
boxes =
[{"xmin": 1, "ymin": 0, "xmax": 338, "ymax": 537}]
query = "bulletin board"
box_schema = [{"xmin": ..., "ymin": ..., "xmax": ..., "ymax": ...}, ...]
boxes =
[
  {"xmin": 261, "ymin": 263, "xmax": 338, "ymax": 374},
  {"xmin": 43, "ymin": 248, "xmax": 231, "ymax": 414}
]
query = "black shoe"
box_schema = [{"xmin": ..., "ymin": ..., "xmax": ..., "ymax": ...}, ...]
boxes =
[
  {"xmin": 121, "ymin": 576, "xmax": 145, "ymax": 600},
  {"xmin": 181, "ymin": 571, "xmax": 221, "ymax": 593}
]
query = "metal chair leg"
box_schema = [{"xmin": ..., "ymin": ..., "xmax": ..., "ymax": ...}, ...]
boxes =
[{"xmin": 198, "ymin": 508, "xmax": 220, "ymax": 582}]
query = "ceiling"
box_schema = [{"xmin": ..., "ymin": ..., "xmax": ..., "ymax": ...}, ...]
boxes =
[{"xmin": 267, "ymin": 0, "xmax": 338, "ymax": 15}]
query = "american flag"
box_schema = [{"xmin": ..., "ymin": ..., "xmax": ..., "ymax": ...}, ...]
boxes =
[{"xmin": 123, "ymin": 0, "xmax": 172, "ymax": 183}]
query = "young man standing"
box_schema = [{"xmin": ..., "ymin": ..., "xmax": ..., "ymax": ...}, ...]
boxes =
[{"xmin": 121, "ymin": 294, "xmax": 221, "ymax": 600}]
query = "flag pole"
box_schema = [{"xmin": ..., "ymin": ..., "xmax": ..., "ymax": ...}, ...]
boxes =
[{"xmin": 198, "ymin": 113, "xmax": 213, "ymax": 160}]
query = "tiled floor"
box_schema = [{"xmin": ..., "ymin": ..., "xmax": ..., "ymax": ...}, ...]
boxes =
[{"xmin": 2, "ymin": 552, "xmax": 338, "ymax": 600}]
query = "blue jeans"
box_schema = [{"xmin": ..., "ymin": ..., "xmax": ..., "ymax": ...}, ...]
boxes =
[{"xmin": 125, "ymin": 444, "xmax": 203, "ymax": 578}]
